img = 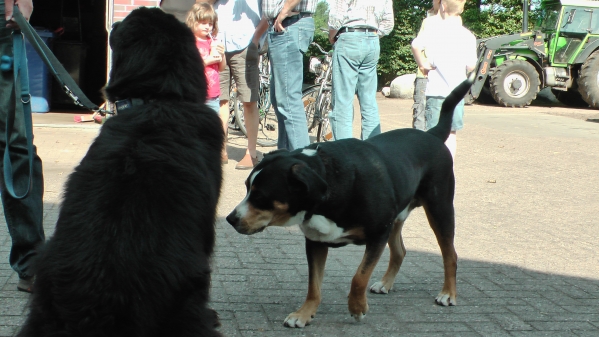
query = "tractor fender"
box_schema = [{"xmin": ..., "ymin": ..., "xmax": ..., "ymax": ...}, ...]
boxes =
[{"xmin": 573, "ymin": 39, "xmax": 599, "ymax": 64}]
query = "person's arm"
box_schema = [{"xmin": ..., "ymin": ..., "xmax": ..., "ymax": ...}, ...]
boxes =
[
  {"xmin": 5, "ymin": 0, "xmax": 34, "ymax": 28},
  {"xmin": 218, "ymin": 54, "xmax": 226, "ymax": 72},
  {"xmin": 252, "ymin": 18, "xmax": 269, "ymax": 47},
  {"xmin": 273, "ymin": 0, "xmax": 301, "ymax": 32},
  {"xmin": 411, "ymin": 35, "xmax": 435, "ymax": 73},
  {"xmin": 465, "ymin": 32, "xmax": 477, "ymax": 74},
  {"xmin": 328, "ymin": 0, "xmax": 342, "ymax": 44},
  {"xmin": 377, "ymin": 0, "xmax": 394, "ymax": 37}
]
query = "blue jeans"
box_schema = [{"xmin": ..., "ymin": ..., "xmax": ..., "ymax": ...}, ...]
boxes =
[
  {"xmin": 330, "ymin": 31, "xmax": 381, "ymax": 140},
  {"xmin": 412, "ymin": 77, "xmax": 427, "ymax": 131},
  {"xmin": 425, "ymin": 96, "xmax": 465, "ymax": 131},
  {"xmin": 268, "ymin": 17, "xmax": 314, "ymax": 150},
  {"xmin": 0, "ymin": 15, "xmax": 45, "ymax": 280}
]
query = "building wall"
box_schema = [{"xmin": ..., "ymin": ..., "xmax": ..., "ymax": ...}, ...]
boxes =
[{"xmin": 112, "ymin": 0, "xmax": 161, "ymax": 22}]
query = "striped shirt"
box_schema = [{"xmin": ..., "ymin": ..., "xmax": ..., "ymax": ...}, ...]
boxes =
[
  {"xmin": 262, "ymin": 0, "xmax": 317, "ymax": 20},
  {"xmin": 328, "ymin": 0, "xmax": 394, "ymax": 36}
]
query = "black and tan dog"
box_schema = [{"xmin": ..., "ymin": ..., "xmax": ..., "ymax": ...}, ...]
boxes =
[
  {"xmin": 227, "ymin": 79, "xmax": 473, "ymax": 327},
  {"xmin": 18, "ymin": 8, "xmax": 223, "ymax": 337}
]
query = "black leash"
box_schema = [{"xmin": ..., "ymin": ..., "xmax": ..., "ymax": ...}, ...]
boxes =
[{"xmin": 12, "ymin": 7, "xmax": 110, "ymax": 114}]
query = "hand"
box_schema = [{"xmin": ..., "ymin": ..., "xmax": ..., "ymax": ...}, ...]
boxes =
[
  {"xmin": 328, "ymin": 29, "xmax": 337, "ymax": 45},
  {"xmin": 214, "ymin": 42, "xmax": 225, "ymax": 55},
  {"xmin": 5, "ymin": 0, "xmax": 34, "ymax": 29},
  {"xmin": 273, "ymin": 11, "xmax": 299, "ymax": 33}
]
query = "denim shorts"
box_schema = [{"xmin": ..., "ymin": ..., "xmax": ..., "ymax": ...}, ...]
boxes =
[
  {"xmin": 425, "ymin": 96, "xmax": 465, "ymax": 131},
  {"xmin": 205, "ymin": 97, "xmax": 220, "ymax": 114}
]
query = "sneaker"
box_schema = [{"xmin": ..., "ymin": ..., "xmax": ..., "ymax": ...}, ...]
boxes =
[
  {"xmin": 235, "ymin": 153, "xmax": 258, "ymax": 170},
  {"xmin": 17, "ymin": 276, "xmax": 34, "ymax": 293}
]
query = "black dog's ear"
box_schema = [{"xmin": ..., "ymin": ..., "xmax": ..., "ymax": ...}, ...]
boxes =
[{"xmin": 289, "ymin": 164, "xmax": 328, "ymax": 204}]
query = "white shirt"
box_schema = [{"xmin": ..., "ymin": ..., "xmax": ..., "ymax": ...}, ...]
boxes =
[
  {"xmin": 328, "ymin": 0, "xmax": 394, "ymax": 37},
  {"xmin": 214, "ymin": 0, "xmax": 263, "ymax": 52},
  {"xmin": 412, "ymin": 16, "xmax": 477, "ymax": 97}
]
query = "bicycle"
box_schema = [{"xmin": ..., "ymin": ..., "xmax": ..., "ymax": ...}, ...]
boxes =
[
  {"xmin": 228, "ymin": 50, "xmax": 278, "ymax": 147},
  {"xmin": 302, "ymin": 42, "xmax": 333, "ymax": 143}
]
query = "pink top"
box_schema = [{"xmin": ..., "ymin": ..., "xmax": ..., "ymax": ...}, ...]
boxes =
[{"xmin": 195, "ymin": 37, "xmax": 221, "ymax": 99}]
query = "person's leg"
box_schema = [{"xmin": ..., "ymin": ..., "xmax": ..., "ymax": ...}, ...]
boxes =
[
  {"xmin": 219, "ymin": 65, "xmax": 231, "ymax": 164},
  {"xmin": 268, "ymin": 18, "xmax": 313, "ymax": 150},
  {"xmin": 230, "ymin": 43, "xmax": 260, "ymax": 169},
  {"xmin": 446, "ymin": 99, "xmax": 464, "ymax": 161},
  {"xmin": 355, "ymin": 34, "xmax": 381, "ymax": 140},
  {"xmin": 412, "ymin": 77, "xmax": 427, "ymax": 131},
  {"xmin": 330, "ymin": 33, "xmax": 360, "ymax": 140},
  {"xmin": 424, "ymin": 96, "xmax": 443, "ymax": 130},
  {"xmin": 0, "ymin": 25, "xmax": 45, "ymax": 288}
]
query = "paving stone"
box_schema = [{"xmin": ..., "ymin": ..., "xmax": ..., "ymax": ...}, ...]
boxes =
[{"xmin": 1, "ymin": 101, "xmax": 599, "ymax": 336}]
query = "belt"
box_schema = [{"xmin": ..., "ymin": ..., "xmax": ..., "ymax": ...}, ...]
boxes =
[
  {"xmin": 337, "ymin": 27, "xmax": 378, "ymax": 35},
  {"xmin": 271, "ymin": 12, "xmax": 313, "ymax": 27}
]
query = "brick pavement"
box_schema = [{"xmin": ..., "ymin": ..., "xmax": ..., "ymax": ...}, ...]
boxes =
[{"xmin": 1, "ymin": 97, "xmax": 598, "ymax": 336}]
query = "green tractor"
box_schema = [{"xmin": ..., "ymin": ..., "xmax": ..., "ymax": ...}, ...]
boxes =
[{"xmin": 469, "ymin": 0, "xmax": 599, "ymax": 108}]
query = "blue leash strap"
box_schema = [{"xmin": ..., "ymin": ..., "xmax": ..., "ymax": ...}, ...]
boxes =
[{"xmin": 3, "ymin": 27, "xmax": 34, "ymax": 199}]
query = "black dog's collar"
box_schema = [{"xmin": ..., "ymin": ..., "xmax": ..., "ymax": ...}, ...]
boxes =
[{"xmin": 114, "ymin": 98, "xmax": 145, "ymax": 113}]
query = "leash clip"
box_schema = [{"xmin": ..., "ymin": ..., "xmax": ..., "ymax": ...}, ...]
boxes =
[{"xmin": 21, "ymin": 94, "xmax": 31, "ymax": 104}]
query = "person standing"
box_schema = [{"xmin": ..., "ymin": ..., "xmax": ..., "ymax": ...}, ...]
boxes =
[
  {"xmin": 262, "ymin": 0, "xmax": 317, "ymax": 150},
  {"xmin": 412, "ymin": 0, "xmax": 441, "ymax": 131},
  {"xmin": 327, "ymin": 0, "xmax": 394, "ymax": 141},
  {"xmin": 162, "ymin": 0, "xmax": 267, "ymax": 169},
  {"xmin": 411, "ymin": 0, "xmax": 476, "ymax": 160},
  {"xmin": 186, "ymin": 2, "xmax": 226, "ymax": 114},
  {"xmin": 211, "ymin": 0, "xmax": 268, "ymax": 169},
  {"xmin": 1, "ymin": 0, "xmax": 45, "ymax": 293}
]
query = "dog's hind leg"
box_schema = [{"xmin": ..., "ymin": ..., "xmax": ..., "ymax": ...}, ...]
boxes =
[
  {"xmin": 284, "ymin": 239, "xmax": 328, "ymax": 328},
  {"xmin": 423, "ymin": 201, "xmax": 458, "ymax": 306},
  {"xmin": 370, "ymin": 205, "xmax": 412, "ymax": 294},
  {"xmin": 348, "ymin": 239, "xmax": 387, "ymax": 321}
]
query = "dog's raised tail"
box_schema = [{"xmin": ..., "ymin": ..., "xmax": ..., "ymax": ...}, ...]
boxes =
[{"xmin": 427, "ymin": 74, "xmax": 474, "ymax": 142}]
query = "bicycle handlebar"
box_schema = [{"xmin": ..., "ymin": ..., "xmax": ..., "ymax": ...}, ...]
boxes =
[{"xmin": 311, "ymin": 42, "xmax": 328, "ymax": 55}]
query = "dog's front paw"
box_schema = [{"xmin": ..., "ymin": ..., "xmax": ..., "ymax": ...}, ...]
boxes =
[
  {"xmin": 435, "ymin": 292, "xmax": 457, "ymax": 306},
  {"xmin": 369, "ymin": 281, "xmax": 390, "ymax": 294},
  {"xmin": 284, "ymin": 311, "xmax": 313, "ymax": 328},
  {"xmin": 348, "ymin": 297, "xmax": 369, "ymax": 321}
]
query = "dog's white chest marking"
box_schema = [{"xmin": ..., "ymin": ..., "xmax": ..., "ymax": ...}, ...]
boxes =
[{"xmin": 292, "ymin": 212, "xmax": 353, "ymax": 244}]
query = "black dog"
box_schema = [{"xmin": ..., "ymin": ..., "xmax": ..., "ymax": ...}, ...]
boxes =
[
  {"xmin": 18, "ymin": 8, "xmax": 223, "ymax": 337},
  {"xmin": 227, "ymin": 78, "xmax": 473, "ymax": 327}
]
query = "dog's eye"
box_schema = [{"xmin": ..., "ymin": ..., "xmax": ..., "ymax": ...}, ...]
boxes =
[{"xmin": 250, "ymin": 191, "xmax": 272, "ymax": 210}]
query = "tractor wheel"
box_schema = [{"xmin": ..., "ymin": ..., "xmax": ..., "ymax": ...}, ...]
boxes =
[
  {"xmin": 551, "ymin": 88, "xmax": 588, "ymax": 107},
  {"xmin": 577, "ymin": 50, "xmax": 599, "ymax": 108},
  {"xmin": 490, "ymin": 59, "xmax": 540, "ymax": 107}
]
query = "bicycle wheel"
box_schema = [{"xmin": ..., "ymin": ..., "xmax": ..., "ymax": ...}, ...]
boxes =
[
  {"xmin": 233, "ymin": 86, "xmax": 278, "ymax": 147},
  {"xmin": 302, "ymin": 86, "xmax": 332, "ymax": 143}
]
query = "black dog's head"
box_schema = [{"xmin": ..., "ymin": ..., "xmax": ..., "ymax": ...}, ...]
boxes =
[
  {"xmin": 104, "ymin": 7, "xmax": 206, "ymax": 104},
  {"xmin": 226, "ymin": 149, "xmax": 328, "ymax": 235}
]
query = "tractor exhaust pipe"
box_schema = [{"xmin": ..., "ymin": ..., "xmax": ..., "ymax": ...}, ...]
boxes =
[{"xmin": 523, "ymin": 0, "xmax": 529, "ymax": 33}]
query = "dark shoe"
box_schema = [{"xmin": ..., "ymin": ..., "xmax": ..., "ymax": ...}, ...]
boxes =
[
  {"xmin": 235, "ymin": 154, "xmax": 258, "ymax": 170},
  {"xmin": 17, "ymin": 276, "xmax": 34, "ymax": 293}
]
